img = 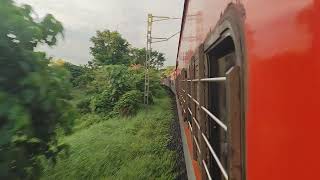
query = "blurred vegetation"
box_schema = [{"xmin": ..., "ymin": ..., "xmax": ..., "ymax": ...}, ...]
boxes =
[
  {"xmin": 0, "ymin": 0, "xmax": 74, "ymax": 179},
  {"xmin": 161, "ymin": 66, "xmax": 175, "ymax": 78}
]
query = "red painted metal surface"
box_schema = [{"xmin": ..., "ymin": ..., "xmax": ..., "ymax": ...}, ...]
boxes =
[
  {"xmin": 177, "ymin": 0, "xmax": 231, "ymax": 70},
  {"xmin": 245, "ymin": 1, "xmax": 320, "ymax": 180},
  {"xmin": 176, "ymin": 0, "xmax": 320, "ymax": 179},
  {"xmin": 184, "ymin": 123, "xmax": 202, "ymax": 180}
]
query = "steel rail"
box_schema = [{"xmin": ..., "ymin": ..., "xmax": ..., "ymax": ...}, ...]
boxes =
[
  {"xmin": 181, "ymin": 77, "xmax": 226, "ymax": 82},
  {"xmin": 193, "ymin": 136, "xmax": 201, "ymax": 154},
  {"xmin": 188, "ymin": 121, "xmax": 193, "ymax": 132},
  {"xmin": 202, "ymin": 160, "xmax": 212, "ymax": 180},
  {"xmin": 193, "ymin": 117, "xmax": 201, "ymax": 130},
  {"xmin": 192, "ymin": 98, "xmax": 200, "ymax": 106},
  {"xmin": 200, "ymin": 77, "xmax": 226, "ymax": 82},
  {"xmin": 201, "ymin": 106, "xmax": 227, "ymax": 131},
  {"xmin": 202, "ymin": 133, "xmax": 228, "ymax": 179},
  {"xmin": 187, "ymin": 94, "xmax": 200, "ymax": 106}
]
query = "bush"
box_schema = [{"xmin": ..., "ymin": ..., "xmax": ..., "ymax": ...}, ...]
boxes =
[
  {"xmin": 147, "ymin": 92, "xmax": 154, "ymax": 104},
  {"xmin": 91, "ymin": 65, "xmax": 134, "ymax": 96},
  {"xmin": 129, "ymin": 67, "xmax": 161, "ymax": 99},
  {"xmin": 63, "ymin": 62, "xmax": 88, "ymax": 87},
  {"xmin": 114, "ymin": 90, "xmax": 142, "ymax": 116},
  {"xmin": 87, "ymin": 65, "xmax": 145, "ymax": 116},
  {"xmin": 76, "ymin": 97, "xmax": 91, "ymax": 114},
  {"xmin": 90, "ymin": 88, "xmax": 115, "ymax": 114}
]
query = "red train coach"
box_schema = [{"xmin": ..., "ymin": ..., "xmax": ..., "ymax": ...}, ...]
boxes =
[{"xmin": 170, "ymin": 0, "xmax": 320, "ymax": 180}]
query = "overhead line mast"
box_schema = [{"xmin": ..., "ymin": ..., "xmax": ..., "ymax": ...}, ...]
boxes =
[{"xmin": 144, "ymin": 14, "xmax": 180, "ymax": 105}]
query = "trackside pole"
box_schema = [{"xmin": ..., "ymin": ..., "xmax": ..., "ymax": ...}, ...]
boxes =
[
  {"xmin": 144, "ymin": 14, "xmax": 152, "ymax": 105},
  {"xmin": 143, "ymin": 14, "xmax": 180, "ymax": 106}
]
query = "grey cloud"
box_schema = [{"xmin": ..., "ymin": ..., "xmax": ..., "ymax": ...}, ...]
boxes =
[{"xmin": 15, "ymin": 0, "xmax": 184, "ymax": 66}]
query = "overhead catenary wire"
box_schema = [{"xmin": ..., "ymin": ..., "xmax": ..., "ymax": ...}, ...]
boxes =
[{"xmin": 151, "ymin": 31, "xmax": 180, "ymax": 44}]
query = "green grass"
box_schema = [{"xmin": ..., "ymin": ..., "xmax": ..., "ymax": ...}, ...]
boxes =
[{"xmin": 41, "ymin": 94, "xmax": 177, "ymax": 180}]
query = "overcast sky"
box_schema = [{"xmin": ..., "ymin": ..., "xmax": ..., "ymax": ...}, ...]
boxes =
[{"xmin": 15, "ymin": 0, "xmax": 184, "ymax": 66}]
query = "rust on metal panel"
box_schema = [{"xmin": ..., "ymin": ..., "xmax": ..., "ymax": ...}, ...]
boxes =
[
  {"xmin": 190, "ymin": 57, "xmax": 198, "ymax": 160},
  {"xmin": 197, "ymin": 44, "xmax": 209, "ymax": 180},
  {"xmin": 226, "ymin": 66, "xmax": 242, "ymax": 180}
]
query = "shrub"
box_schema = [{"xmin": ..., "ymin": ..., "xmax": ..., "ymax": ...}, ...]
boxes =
[
  {"xmin": 149, "ymin": 69, "xmax": 162, "ymax": 97},
  {"xmin": 129, "ymin": 67, "xmax": 161, "ymax": 99},
  {"xmin": 90, "ymin": 88, "xmax": 115, "ymax": 114},
  {"xmin": 91, "ymin": 65, "xmax": 134, "ymax": 96},
  {"xmin": 76, "ymin": 97, "xmax": 91, "ymax": 114},
  {"xmin": 63, "ymin": 62, "xmax": 88, "ymax": 87},
  {"xmin": 147, "ymin": 92, "xmax": 155, "ymax": 104},
  {"xmin": 114, "ymin": 90, "xmax": 142, "ymax": 116}
]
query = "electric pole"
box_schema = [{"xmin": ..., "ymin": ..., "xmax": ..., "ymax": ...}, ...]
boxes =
[
  {"xmin": 144, "ymin": 14, "xmax": 180, "ymax": 105},
  {"xmin": 144, "ymin": 14, "xmax": 152, "ymax": 105}
]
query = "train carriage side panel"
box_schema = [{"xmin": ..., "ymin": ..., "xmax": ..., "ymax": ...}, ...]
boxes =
[
  {"xmin": 244, "ymin": 1, "xmax": 320, "ymax": 179},
  {"xmin": 176, "ymin": 0, "xmax": 320, "ymax": 180}
]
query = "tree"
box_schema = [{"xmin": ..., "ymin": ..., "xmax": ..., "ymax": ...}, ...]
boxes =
[
  {"xmin": 130, "ymin": 48, "xmax": 146, "ymax": 65},
  {"xmin": 63, "ymin": 61, "xmax": 88, "ymax": 86},
  {"xmin": 0, "ymin": 1, "xmax": 74, "ymax": 179},
  {"xmin": 90, "ymin": 30, "xmax": 130, "ymax": 65},
  {"xmin": 131, "ymin": 48, "xmax": 166, "ymax": 69}
]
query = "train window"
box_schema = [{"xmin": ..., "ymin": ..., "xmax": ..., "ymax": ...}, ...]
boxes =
[
  {"xmin": 206, "ymin": 36, "xmax": 239, "ymax": 180},
  {"xmin": 177, "ymin": 34, "xmax": 244, "ymax": 180}
]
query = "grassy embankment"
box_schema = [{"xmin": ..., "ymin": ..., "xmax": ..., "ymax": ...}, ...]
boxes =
[{"xmin": 41, "ymin": 90, "xmax": 177, "ymax": 179}]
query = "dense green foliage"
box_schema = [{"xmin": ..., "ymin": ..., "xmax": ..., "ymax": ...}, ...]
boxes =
[
  {"xmin": 76, "ymin": 97, "xmax": 91, "ymax": 114},
  {"xmin": 83, "ymin": 65, "xmax": 136, "ymax": 115},
  {"xmin": 91, "ymin": 65, "xmax": 134, "ymax": 97},
  {"xmin": 131, "ymin": 47, "xmax": 166, "ymax": 69},
  {"xmin": 114, "ymin": 90, "xmax": 142, "ymax": 116},
  {"xmin": 90, "ymin": 87, "xmax": 115, "ymax": 114},
  {"xmin": 90, "ymin": 30, "xmax": 130, "ymax": 65},
  {"xmin": 41, "ymin": 94, "xmax": 177, "ymax": 180},
  {"xmin": 0, "ymin": 0, "xmax": 74, "ymax": 179},
  {"xmin": 63, "ymin": 62, "xmax": 87, "ymax": 86},
  {"xmin": 0, "ymin": 1, "xmax": 177, "ymax": 179},
  {"xmin": 70, "ymin": 64, "xmax": 160, "ymax": 116},
  {"xmin": 89, "ymin": 30, "xmax": 166, "ymax": 68}
]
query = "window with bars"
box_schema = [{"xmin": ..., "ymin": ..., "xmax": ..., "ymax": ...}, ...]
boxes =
[
  {"xmin": 207, "ymin": 37, "xmax": 236, "ymax": 180},
  {"xmin": 178, "ymin": 36, "xmax": 243, "ymax": 180}
]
